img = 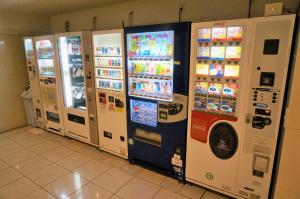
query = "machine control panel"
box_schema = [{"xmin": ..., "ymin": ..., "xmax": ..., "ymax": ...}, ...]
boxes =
[
  {"xmin": 27, "ymin": 59, "xmax": 37, "ymax": 79},
  {"xmin": 158, "ymin": 93, "xmax": 187, "ymax": 123},
  {"xmin": 242, "ymin": 16, "xmax": 295, "ymax": 199},
  {"xmin": 98, "ymin": 91, "xmax": 125, "ymax": 112},
  {"xmin": 252, "ymin": 116, "xmax": 272, "ymax": 129}
]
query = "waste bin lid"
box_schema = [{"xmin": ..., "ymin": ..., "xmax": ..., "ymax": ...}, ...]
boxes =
[{"xmin": 20, "ymin": 86, "xmax": 32, "ymax": 100}]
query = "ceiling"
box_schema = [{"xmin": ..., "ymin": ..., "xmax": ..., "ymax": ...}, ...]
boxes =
[{"xmin": 0, "ymin": 0, "xmax": 132, "ymax": 16}]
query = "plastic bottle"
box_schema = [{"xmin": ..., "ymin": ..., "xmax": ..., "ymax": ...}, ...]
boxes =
[
  {"xmin": 150, "ymin": 35, "xmax": 156, "ymax": 56},
  {"xmin": 161, "ymin": 34, "xmax": 168, "ymax": 56},
  {"xmin": 156, "ymin": 34, "xmax": 162, "ymax": 56}
]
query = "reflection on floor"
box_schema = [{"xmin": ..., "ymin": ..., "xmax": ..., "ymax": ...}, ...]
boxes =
[{"xmin": 0, "ymin": 126, "xmax": 231, "ymax": 199}]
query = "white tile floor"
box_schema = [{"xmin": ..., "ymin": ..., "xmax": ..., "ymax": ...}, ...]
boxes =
[{"xmin": 0, "ymin": 126, "xmax": 231, "ymax": 199}]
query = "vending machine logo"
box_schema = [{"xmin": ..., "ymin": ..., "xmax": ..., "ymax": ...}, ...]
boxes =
[{"xmin": 206, "ymin": 172, "xmax": 214, "ymax": 180}]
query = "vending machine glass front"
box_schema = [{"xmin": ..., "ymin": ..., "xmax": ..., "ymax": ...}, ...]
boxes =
[
  {"xmin": 93, "ymin": 33, "xmax": 123, "ymax": 92},
  {"xmin": 58, "ymin": 36, "xmax": 86, "ymax": 110},
  {"xmin": 36, "ymin": 40, "xmax": 55, "ymax": 77},
  {"xmin": 127, "ymin": 31, "xmax": 174, "ymax": 102},
  {"xmin": 24, "ymin": 39, "xmax": 34, "ymax": 59}
]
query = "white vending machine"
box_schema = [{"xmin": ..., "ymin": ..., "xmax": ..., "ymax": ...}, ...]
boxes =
[
  {"xmin": 56, "ymin": 32, "xmax": 98, "ymax": 145},
  {"xmin": 23, "ymin": 37, "xmax": 45, "ymax": 129},
  {"xmin": 185, "ymin": 15, "xmax": 295, "ymax": 199},
  {"xmin": 92, "ymin": 29, "xmax": 127, "ymax": 158},
  {"xmin": 35, "ymin": 35, "xmax": 64, "ymax": 134}
]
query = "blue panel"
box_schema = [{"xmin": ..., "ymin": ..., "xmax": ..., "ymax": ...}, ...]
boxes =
[
  {"xmin": 130, "ymin": 99, "xmax": 157, "ymax": 127},
  {"xmin": 125, "ymin": 22, "xmax": 191, "ymax": 180}
]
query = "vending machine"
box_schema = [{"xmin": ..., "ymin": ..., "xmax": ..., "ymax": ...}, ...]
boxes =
[
  {"xmin": 92, "ymin": 29, "xmax": 127, "ymax": 158},
  {"xmin": 125, "ymin": 22, "xmax": 190, "ymax": 179},
  {"xmin": 56, "ymin": 32, "xmax": 98, "ymax": 145},
  {"xmin": 185, "ymin": 15, "xmax": 295, "ymax": 199},
  {"xmin": 23, "ymin": 37, "xmax": 45, "ymax": 129},
  {"xmin": 34, "ymin": 35, "xmax": 64, "ymax": 134}
]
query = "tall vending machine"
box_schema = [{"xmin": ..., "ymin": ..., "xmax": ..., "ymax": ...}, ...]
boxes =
[
  {"xmin": 92, "ymin": 29, "xmax": 127, "ymax": 158},
  {"xmin": 185, "ymin": 15, "xmax": 295, "ymax": 199},
  {"xmin": 125, "ymin": 22, "xmax": 190, "ymax": 179},
  {"xmin": 34, "ymin": 35, "xmax": 64, "ymax": 134},
  {"xmin": 23, "ymin": 37, "xmax": 45, "ymax": 128},
  {"xmin": 56, "ymin": 32, "xmax": 98, "ymax": 145}
]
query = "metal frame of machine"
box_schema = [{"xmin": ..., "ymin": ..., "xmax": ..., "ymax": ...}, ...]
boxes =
[
  {"xmin": 34, "ymin": 35, "xmax": 64, "ymax": 135},
  {"xmin": 56, "ymin": 31, "xmax": 98, "ymax": 145},
  {"xmin": 185, "ymin": 15, "xmax": 295, "ymax": 199},
  {"xmin": 125, "ymin": 22, "xmax": 191, "ymax": 180},
  {"xmin": 92, "ymin": 29, "xmax": 128, "ymax": 158},
  {"xmin": 23, "ymin": 37, "xmax": 45, "ymax": 129}
]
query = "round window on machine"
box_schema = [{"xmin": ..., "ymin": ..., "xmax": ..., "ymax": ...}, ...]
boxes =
[{"xmin": 209, "ymin": 123, "xmax": 238, "ymax": 160}]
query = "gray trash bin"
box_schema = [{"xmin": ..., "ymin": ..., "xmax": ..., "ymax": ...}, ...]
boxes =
[{"xmin": 20, "ymin": 86, "xmax": 35, "ymax": 126}]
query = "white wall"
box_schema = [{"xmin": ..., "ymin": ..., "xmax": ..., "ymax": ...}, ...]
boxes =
[
  {"xmin": 274, "ymin": 20, "xmax": 300, "ymax": 199},
  {"xmin": 0, "ymin": 12, "xmax": 50, "ymax": 132},
  {"xmin": 0, "ymin": 11, "xmax": 50, "ymax": 35},
  {"xmin": 49, "ymin": 0, "xmax": 298, "ymax": 33}
]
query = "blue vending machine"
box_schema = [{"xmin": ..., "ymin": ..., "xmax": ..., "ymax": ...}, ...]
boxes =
[{"xmin": 125, "ymin": 22, "xmax": 190, "ymax": 180}]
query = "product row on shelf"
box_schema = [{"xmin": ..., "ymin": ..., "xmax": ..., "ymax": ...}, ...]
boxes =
[
  {"xmin": 129, "ymin": 78, "xmax": 173, "ymax": 101},
  {"xmin": 194, "ymin": 81, "xmax": 238, "ymax": 98},
  {"xmin": 96, "ymin": 68, "xmax": 122, "ymax": 79},
  {"xmin": 128, "ymin": 60, "xmax": 173, "ymax": 77},
  {"xmin": 197, "ymin": 46, "xmax": 242, "ymax": 61},
  {"xmin": 95, "ymin": 46, "xmax": 121, "ymax": 56},
  {"xmin": 196, "ymin": 63, "xmax": 240, "ymax": 78},
  {"xmin": 97, "ymin": 79, "xmax": 123, "ymax": 91},
  {"xmin": 94, "ymin": 57, "xmax": 122, "ymax": 67},
  {"xmin": 127, "ymin": 31, "xmax": 174, "ymax": 57},
  {"xmin": 197, "ymin": 26, "xmax": 243, "ymax": 43},
  {"xmin": 194, "ymin": 96, "xmax": 236, "ymax": 115}
]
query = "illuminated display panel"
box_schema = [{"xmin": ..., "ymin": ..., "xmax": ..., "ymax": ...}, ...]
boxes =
[
  {"xmin": 129, "ymin": 78, "xmax": 172, "ymax": 100},
  {"xmin": 208, "ymin": 82, "xmax": 222, "ymax": 96},
  {"xmin": 210, "ymin": 47, "xmax": 225, "ymax": 60},
  {"xmin": 127, "ymin": 31, "xmax": 174, "ymax": 101},
  {"xmin": 227, "ymin": 26, "xmax": 243, "ymax": 41},
  {"xmin": 193, "ymin": 25, "xmax": 243, "ymax": 118},
  {"xmin": 196, "ymin": 64, "xmax": 209, "ymax": 76},
  {"xmin": 222, "ymin": 83, "xmax": 238, "ymax": 98},
  {"xmin": 195, "ymin": 82, "xmax": 208, "ymax": 95},
  {"xmin": 197, "ymin": 47, "xmax": 210, "ymax": 59},
  {"xmin": 130, "ymin": 99, "xmax": 157, "ymax": 127},
  {"xmin": 209, "ymin": 64, "xmax": 224, "ymax": 77},
  {"xmin": 224, "ymin": 65, "xmax": 240, "ymax": 78},
  {"xmin": 24, "ymin": 39, "xmax": 34, "ymax": 58},
  {"xmin": 127, "ymin": 31, "xmax": 174, "ymax": 57},
  {"xmin": 194, "ymin": 97, "xmax": 207, "ymax": 111},
  {"xmin": 128, "ymin": 60, "xmax": 173, "ymax": 77},
  {"xmin": 225, "ymin": 46, "xmax": 241, "ymax": 60},
  {"xmin": 198, "ymin": 28, "xmax": 211, "ymax": 42},
  {"xmin": 207, "ymin": 98, "xmax": 220, "ymax": 113},
  {"xmin": 211, "ymin": 27, "xmax": 226, "ymax": 42},
  {"xmin": 221, "ymin": 100, "xmax": 236, "ymax": 115},
  {"xmin": 58, "ymin": 36, "xmax": 86, "ymax": 110}
]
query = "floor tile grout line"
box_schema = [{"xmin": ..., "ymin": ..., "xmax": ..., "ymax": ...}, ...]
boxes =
[
  {"xmin": 0, "ymin": 154, "xmax": 57, "ymax": 199},
  {"xmin": 114, "ymin": 175, "xmax": 136, "ymax": 196},
  {"xmin": 26, "ymin": 142, "xmax": 62, "ymax": 156},
  {"xmin": 1, "ymin": 130, "xmax": 85, "ymax": 195},
  {"xmin": 151, "ymin": 187, "xmax": 163, "ymax": 199},
  {"xmin": 8, "ymin": 133, "xmax": 50, "ymax": 148},
  {"xmin": 2, "ymin": 127, "xmax": 223, "ymax": 199},
  {"xmin": 63, "ymin": 179, "xmax": 91, "ymax": 199},
  {"xmin": 200, "ymin": 190, "xmax": 206, "ymax": 199}
]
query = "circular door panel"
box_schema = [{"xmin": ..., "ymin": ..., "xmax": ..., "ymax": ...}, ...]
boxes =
[{"xmin": 209, "ymin": 123, "xmax": 238, "ymax": 160}]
